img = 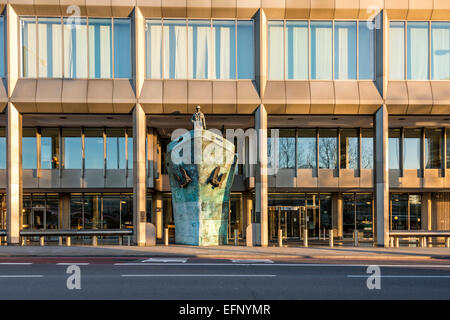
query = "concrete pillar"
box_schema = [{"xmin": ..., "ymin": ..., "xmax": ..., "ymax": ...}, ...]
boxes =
[
  {"xmin": 243, "ymin": 193, "xmax": 253, "ymax": 239},
  {"xmin": 375, "ymin": 105, "xmax": 389, "ymax": 247},
  {"xmin": 255, "ymin": 105, "xmax": 268, "ymax": 247},
  {"xmin": 6, "ymin": 103, "xmax": 22, "ymax": 245},
  {"xmin": 133, "ymin": 104, "xmax": 147, "ymax": 246},
  {"xmin": 332, "ymin": 193, "xmax": 343, "ymax": 239},
  {"xmin": 153, "ymin": 192, "xmax": 163, "ymax": 239},
  {"xmin": 60, "ymin": 194, "xmax": 71, "ymax": 229}
]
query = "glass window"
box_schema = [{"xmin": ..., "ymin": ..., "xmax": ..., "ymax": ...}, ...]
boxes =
[
  {"xmin": 70, "ymin": 193, "xmax": 83, "ymax": 229},
  {"xmin": 403, "ymin": 128, "xmax": 421, "ymax": 169},
  {"xmin": 278, "ymin": 129, "xmax": 295, "ymax": 169},
  {"xmin": 106, "ymin": 128, "xmax": 126, "ymax": 169},
  {"xmin": 114, "ymin": 18, "xmax": 132, "ymax": 78},
  {"xmin": 286, "ymin": 21, "xmax": 308, "ymax": 80},
  {"xmin": 31, "ymin": 194, "xmax": 45, "ymax": 230},
  {"xmin": 340, "ymin": 129, "xmax": 358, "ymax": 169},
  {"xmin": 0, "ymin": 16, "xmax": 4, "ymax": 77},
  {"xmin": 21, "ymin": 17, "xmax": 37, "ymax": 77},
  {"xmin": 23, "ymin": 128, "xmax": 37, "ymax": 169},
  {"xmin": 164, "ymin": 20, "xmax": 188, "ymax": 79},
  {"xmin": 297, "ymin": 129, "xmax": 316, "ymax": 169},
  {"xmin": 41, "ymin": 128, "xmax": 60, "ymax": 169},
  {"xmin": 389, "ymin": 22, "xmax": 405, "ymax": 80},
  {"xmin": 213, "ymin": 20, "xmax": 236, "ymax": 79},
  {"xmin": 63, "ymin": 17, "xmax": 88, "ymax": 78},
  {"xmin": 121, "ymin": 194, "xmax": 133, "ymax": 229},
  {"xmin": 0, "ymin": 128, "xmax": 5, "ymax": 169},
  {"xmin": 389, "ymin": 129, "xmax": 400, "ymax": 169},
  {"xmin": 237, "ymin": 20, "xmax": 254, "ymax": 79},
  {"xmin": 409, "ymin": 194, "xmax": 421, "ymax": 230},
  {"xmin": 188, "ymin": 20, "xmax": 212, "ymax": 79},
  {"xmin": 359, "ymin": 21, "xmax": 375, "ymax": 80},
  {"xmin": 63, "ymin": 128, "xmax": 82, "ymax": 169},
  {"xmin": 311, "ymin": 21, "xmax": 332, "ymax": 80},
  {"xmin": 447, "ymin": 129, "xmax": 450, "ymax": 169},
  {"xmin": 431, "ymin": 22, "xmax": 450, "ymax": 80},
  {"xmin": 45, "ymin": 194, "xmax": 59, "ymax": 229},
  {"xmin": 407, "ymin": 22, "xmax": 429, "ymax": 80},
  {"xmin": 361, "ymin": 128, "xmax": 373, "ymax": 169},
  {"xmin": 319, "ymin": 194, "xmax": 332, "ymax": 230},
  {"xmin": 355, "ymin": 193, "xmax": 373, "ymax": 238},
  {"xmin": 102, "ymin": 194, "xmax": 120, "ymax": 229},
  {"xmin": 334, "ymin": 21, "xmax": 357, "ymax": 80},
  {"xmin": 88, "ymin": 18, "xmax": 112, "ymax": 79},
  {"xmin": 84, "ymin": 193, "xmax": 101, "ymax": 229},
  {"xmin": 84, "ymin": 128, "xmax": 104, "ymax": 169},
  {"xmin": 127, "ymin": 128, "xmax": 133, "ymax": 169},
  {"xmin": 146, "ymin": 20, "xmax": 163, "ymax": 78},
  {"xmin": 37, "ymin": 17, "xmax": 63, "ymax": 78},
  {"xmin": 425, "ymin": 128, "xmax": 442, "ymax": 169},
  {"xmin": 391, "ymin": 193, "xmax": 408, "ymax": 230},
  {"xmin": 268, "ymin": 21, "xmax": 284, "ymax": 80},
  {"xmin": 343, "ymin": 193, "xmax": 355, "ymax": 237},
  {"xmin": 22, "ymin": 194, "xmax": 32, "ymax": 229},
  {"xmin": 319, "ymin": 129, "xmax": 337, "ymax": 169}
]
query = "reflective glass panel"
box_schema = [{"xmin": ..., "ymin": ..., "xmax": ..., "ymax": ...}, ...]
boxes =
[
  {"xmin": 409, "ymin": 194, "xmax": 421, "ymax": 230},
  {"xmin": 37, "ymin": 17, "xmax": 63, "ymax": 78},
  {"xmin": 63, "ymin": 128, "xmax": 82, "ymax": 169},
  {"xmin": 389, "ymin": 22, "xmax": 405, "ymax": 80},
  {"xmin": 425, "ymin": 128, "xmax": 442, "ymax": 169},
  {"xmin": 356, "ymin": 193, "xmax": 373, "ymax": 238},
  {"xmin": 163, "ymin": 20, "xmax": 187, "ymax": 79},
  {"xmin": 63, "ymin": 17, "xmax": 88, "ymax": 78},
  {"xmin": 88, "ymin": 18, "xmax": 112, "ymax": 79},
  {"xmin": 114, "ymin": 18, "xmax": 132, "ymax": 78},
  {"xmin": 361, "ymin": 128, "xmax": 373, "ymax": 168},
  {"xmin": 319, "ymin": 129, "xmax": 337, "ymax": 169},
  {"xmin": 334, "ymin": 21, "xmax": 357, "ymax": 80},
  {"xmin": 45, "ymin": 194, "xmax": 59, "ymax": 229},
  {"xmin": 70, "ymin": 193, "xmax": 83, "ymax": 229},
  {"xmin": 188, "ymin": 20, "xmax": 212, "ymax": 79},
  {"xmin": 268, "ymin": 21, "xmax": 284, "ymax": 80},
  {"xmin": 297, "ymin": 129, "xmax": 316, "ymax": 169},
  {"xmin": 106, "ymin": 128, "xmax": 126, "ymax": 169},
  {"xmin": 391, "ymin": 193, "xmax": 408, "ymax": 230},
  {"xmin": 359, "ymin": 21, "xmax": 375, "ymax": 80},
  {"xmin": 237, "ymin": 20, "xmax": 254, "ymax": 79},
  {"xmin": 340, "ymin": 129, "xmax": 358, "ymax": 169},
  {"xmin": 278, "ymin": 129, "xmax": 295, "ymax": 169},
  {"xmin": 0, "ymin": 128, "xmax": 5, "ymax": 169},
  {"xmin": 311, "ymin": 21, "xmax": 332, "ymax": 80},
  {"xmin": 407, "ymin": 22, "xmax": 429, "ymax": 80},
  {"xmin": 403, "ymin": 128, "xmax": 421, "ymax": 169},
  {"xmin": 23, "ymin": 128, "xmax": 37, "ymax": 169},
  {"xmin": 41, "ymin": 128, "xmax": 60, "ymax": 169},
  {"xmin": 146, "ymin": 20, "xmax": 163, "ymax": 78},
  {"xmin": 84, "ymin": 128, "xmax": 104, "ymax": 169},
  {"xmin": 213, "ymin": 20, "xmax": 236, "ymax": 79},
  {"xmin": 286, "ymin": 21, "xmax": 308, "ymax": 80},
  {"xmin": 102, "ymin": 194, "xmax": 120, "ymax": 229},
  {"xmin": 21, "ymin": 17, "xmax": 37, "ymax": 77},
  {"xmin": 431, "ymin": 22, "xmax": 450, "ymax": 80},
  {"xmin": 389, "ymin": 129, "xmax": 400, "ymax": 169}
]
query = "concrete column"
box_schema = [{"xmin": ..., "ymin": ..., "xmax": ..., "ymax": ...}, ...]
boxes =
[
  {"xmin": 332, "ymin": 193, "xmax": 343, "ymax": 239},
  {"xmin": 133, "ymin": 104, "xmax": 147, "ymax": 246},
  {"xmin": 152, "ymin": 192, "xmax": 163, "ymax": 239},
  {"xmin": 243, "ymin": 193, "xmax": 253, "ymax": 239},
  {"xmin": 255, "ymin": 105, "xmax": 268, "ymax": 247},
  {"xmin": 60, "ymin": 194, "xmax": 71, "ymax": 229},
  {"xmin": 375, "ymin": 105, "xmax": 389, "ymax": 247},
  {"xmin": 6, "ymin": 103, "xmax": 22, "ymax": 244},
  {"xmin": 134, "ymin": 7, "xmax": 145, "ymax": 99}
]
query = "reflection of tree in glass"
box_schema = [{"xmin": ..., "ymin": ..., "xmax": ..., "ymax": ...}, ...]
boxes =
[
  {"xmin": 278, "ymin": 137, "xmax": 295, "ymax": 168},
  {"xmin": 361, "ymin": 139, "xmax": 373, "ymax": 168},
  {"xmin": 319, "ymin": 138, "xmax": 337, "ymax": 169},
  {"xmin": 297, "ymin": 140, "xmax": 316, "ymax": 168}
]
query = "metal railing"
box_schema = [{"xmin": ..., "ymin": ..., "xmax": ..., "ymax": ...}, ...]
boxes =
[
  {"xmin": 389, "ymin": 230, "xmax": 450, "ymax": 248},
  {"xmin": 19, "ymin": 229, "xmax": 133, "ymax": 246}
]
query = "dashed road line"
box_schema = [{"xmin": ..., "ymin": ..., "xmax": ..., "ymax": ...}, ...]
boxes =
[
  {"xmin": 121, "ymin": 274, "xmax": 276, "ymax": 277},
  {"xmin": 140, "ymin": 258, "xmax": 188, "ymax": 263},
  {"xmin": 0, "ymin": 275, "xmax": 43, "ymax": 278},
  {"xmin": 231, "ymin": 259, "xmax": 274, "ymax": 264}
]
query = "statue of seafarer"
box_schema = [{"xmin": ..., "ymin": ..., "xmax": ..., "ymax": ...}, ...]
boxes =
[{"xmin": 191, "ymin": 105, "xmax": 206, "ymax": 130}]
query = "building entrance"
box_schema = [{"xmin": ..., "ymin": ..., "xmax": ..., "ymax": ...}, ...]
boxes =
[{"xmin": 269, "ymin": 206, "xmax": 306, "ymax": 240}]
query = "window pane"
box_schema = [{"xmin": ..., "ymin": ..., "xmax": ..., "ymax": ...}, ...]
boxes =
[
  {"xmin": 425, "ymin": 128, "xmax": 442, "ymax": 169},
  {"xmin": 114, "ymin": 18, "xmax": 131, "ymax": 78},
  {"xmin": 213, "ymin": 20, "xmax": 236, "ymax": 79},
  {"xmin": 106, "ymin": 128, "xmax": 126, "ymax": 169},
  {"xmin": 356, "ymin": 193, "xmax": 373, "ymax": 238},
  {"xmin": 297, "ymin": 129, "xmax": 316, "ymax": 169},
  {"xmin": 146, "ymin": 20, "xmax": 162, "ymax": 78},
  {"xmin": 319, "ymin": 129, "xmax": 337, "ymax": 169},
  {"xmin": 391, "ymin": 194, "xmax": 408, "ymax": 230},
  {"xmin": 268, "ymin": 21, "xmax": 284, "ymax": 80},
  {"xmin": 403, "ymin": 128, "xmax": 421, "ymax": 169},
  {"xmin": 311, "ymin": 21, "xmax": 332, "ymax": 80},
  {"xmin": 431, "ymin": 22, "xmax": 450, "ymax": 80},
  {"xmin": 32, "ymin": 194, "xmax": 45, "ymax": 229},
  {"xmin": 63, "ymin": 128, "xmax": 82, "ymax": 169},
  {"xmin": 343, "ymin": 193, "xmax": 355, "ymax": 237},
  {"xmin": 389, "ymin": 22, "xmax": 405, "ymax": 80},
  {"xmin": 319, "ymin": 194, "xmax": 332, "ymax": 230},
  {"xmin": 0, "ymin": 17, "xmax": 4, "ymax": 77},
  {"xmin": 334, "ymin": 21, "xmax": 357, "ymax": 80},
  {"xmin": 46, "ymin": 194, "xmax": 59, "ymax": 229},
  {"xmin": 23, "ymin": 128, "xmax": 37, "ymax": 169},
  {"xmin": 188, "ymin": 20, "xmax": 212, "ymax": 79},
  {"xmin": 70, "ymin": 193, "xmax": 83, "ymax": 229},
  {"xmin": 0, "ymin": 128, "xmax": 5, "ymax": 169},
  {"xmin": 359, "ymin": 21, "xmax": 375, "ymax": 80},
  {"xmin": 409, "ymin": 194, "xmax": 421, "ymax": 230},
  {"xmin": 163, "ymin": 20, "xmax": 187, "ymax": 79},
  {"xmin": 127, "ymin": 128, "xmax": 133, "ymax": 169},
  {"xmin": 21, "ymin": 17, "xmax": 37, "ymax": 77},
  {"xmin": 237, "ymin": 20, "xmax": 254, "ymax": 79},
  {"xmin": 102, "ymin": 194, "xmax": 120, "ymax": 229},
  {"xmin": 447, "ymin": 129, "xmax": 450, "ymax": 169},
  {"xmin": 278, "ymin": 129, "xmax": 295, "ymax": 169},
  {"xmin": 41, "ymin": 128, "xmax": 60, "ymax": 169},
  {"xmin": 340, "ymin": 129, "xmax": 358, "ymax": 169},
  {"xmin": 286, "ymin": 21, "xmax": 308, "ymax": 80},
  {"xmin": 84, "ymin": 128, "xmax": 104, "ymax": 169},
  {"xmin": 84, "ymin": 194, "xmax": 101, "ymax": 229},
  {"xmin": 389, "ymin": 129, "xmax": 400, "ymax": 169},
  {"xmin": 63, "ymin": 18, "xmax": 88, "ymax": 78},
  {"xmin": 361, "ymin": 128, "xmax": 373, "ymax": 169},
  {"xmin": 121, "ymin": 194, "xmax": 133, "ymax": 228},
  {"xmin": 89, "ymin": 18, "xmax": 112, "ymax": 79},
  {"xmin": 407, "ymin": 22, "xmax": 429, "ymax": 80},
  {"xmin": 38, "ymin": 17, "xmax": 62, "ymax": 78}
]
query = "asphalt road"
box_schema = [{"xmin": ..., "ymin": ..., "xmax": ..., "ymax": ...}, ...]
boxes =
[{"xmin": 0, "ymin": 257, "xmax": 449, "ymax": 299}]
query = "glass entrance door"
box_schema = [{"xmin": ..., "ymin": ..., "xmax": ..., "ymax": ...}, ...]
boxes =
[
  {"xmin": 269, "ymin": 207, "xmax": 301, "ymax": 240},
  {"xmin": 306, "ymin": 194, "xmax": 319, "ymax": 238}
]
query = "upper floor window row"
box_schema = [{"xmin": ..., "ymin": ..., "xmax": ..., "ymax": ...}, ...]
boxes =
[
  {"xmin": 0, "ymin": 17, "xmax": 4, "ymax": 78},
  {"xmin": 21, "ymin": 17, "xmax": 132, "ymax": 79},
  {"xmin": 390, "ymin": 21, "xmax": 450, "ymax": 80},
  {"xmin": 145, "ymin": 19, "xmax": 254, "ymax": 80},
  {"xmin": 268, "ymin": 20, "xmax": 376, "ymax": 80}
]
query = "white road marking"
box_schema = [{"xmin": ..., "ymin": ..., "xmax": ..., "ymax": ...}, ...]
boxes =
[
  {"xmin": 0, "ymin": 263, "xmax": 33, "ymax": 265},
  {"xmin": 56, "ymin": 263, "xmax": 90, "ymax": 265},
  {"xmin": 114, "ymin": 263, "xmax": 450, "ymax": 267},
  {"xmin": 141, "ymin": 258, "xmax": 188, "ymax": 263},
  {"xmin": 0, "ymin": 275, "xmax": 43, "ymax": 278},
  {"xmin": 347, "ymin": 275, "xmax": 450, "ymax": 278},
  {"xmin": 121, "ymin": 274, "xmax": 276, "ymax": 277},
  {"xmin": 231, "ymin": 259, "xmax": 274, "ymax": 264}
]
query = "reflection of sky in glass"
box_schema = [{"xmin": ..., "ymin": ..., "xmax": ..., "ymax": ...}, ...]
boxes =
[
  {"xmin": 404, "ymin": 130, "xmax": 421, "ymax": 169},
  {"xmin": 23, "ymin": 137, "xmax": 37, "ymax": 169},
  {"xmin": 85, "ymin": 137, "xmax": 104, "ymax": 169},
  {"xmin": 0, "ymin": 137, "xmax": 5, "ymax": 169},
  {"xmin": 64, "ymin": 137, "xmax": 82, "ymax": 169}
]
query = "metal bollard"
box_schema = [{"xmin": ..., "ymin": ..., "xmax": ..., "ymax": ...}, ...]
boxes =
[
  {"xmin": 127, "ymin": 235, "xmax": 131, "ymax": 246},
  {"xmin": 119, "ymin": 236, "xmax": 123, "ymax": 246},
  {"xmin": 421, "ymin": 237, "xmax": 426, "ymax": 248},
  {"xmin": 446, "ymin": 237, "xmax": 450, "ymax": 248},
  {"xmin": 164, "ymin": 228, "xmax": 169, "ymax": 246},
  {"xmin": 278, "ymin": 229, "xmax": 282, "ymax": 248},
  {"xmin": 234, "ymin": 229, "xmax": 239, "ymax": 246},
  {"xmin": 59, "ymin": 236, "xmax": 63, "ymax": 246},
  {"xmin": 329, "ymin": 229, "xmax": 334, "ymax": 248},
  {"xmin": 39, "ymin": 236, "xmax": 45, "ymax": 246},
  {"xmin": 66, "ymin": 236, "xmax": 71, "ymax": 246},
  {"xmin": 428, "ymin": 237, "xmax": 433, "ymax": 248},
  {"xmin": 21, "ymin": 237, "xmax": 25, "ymax": 246},
  {"xmin": 395, "ymin": 237, "xmax": 399, "ymax": 248},
  {"xmin": 389, "ymin": 237, "xmax": 394, "ymax": 248},
  {"xmin": 92, "ymin": 236, "xmax": 98, "ymax": 246},
  {"xmin": 303, "ymin": 228, "xmax": 308, "ymax": 248},
  {"xmin": 354, "ymin": 231, "xmax": 359, "ymax": 247}
]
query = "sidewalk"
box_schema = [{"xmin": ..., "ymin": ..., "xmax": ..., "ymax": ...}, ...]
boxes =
[{"xmin": 0, "ymin": 244, "xmax": 449, "ymax": 261}]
